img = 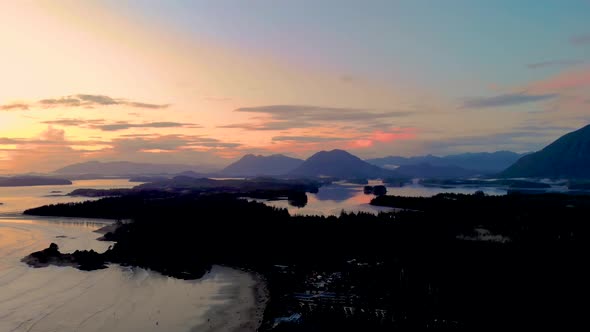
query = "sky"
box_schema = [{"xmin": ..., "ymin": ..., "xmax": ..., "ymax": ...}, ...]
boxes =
[{"xmin": 1, "ymin": 0, "xmax": 589, "ymax": 173}]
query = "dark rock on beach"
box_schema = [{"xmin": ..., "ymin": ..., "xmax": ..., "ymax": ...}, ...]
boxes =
[{"xmin": 22, "ymin": 243, "xmax": 107, "ymax": 270}]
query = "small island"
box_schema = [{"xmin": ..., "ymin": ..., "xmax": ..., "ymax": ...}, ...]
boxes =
[
  {"xmin": 0, "ymin": 176, "xmax": 72, "ymax": 187},
  {"xmin": 66, "ymin": 177, "xmax": 320, "ymax": 200},
  {"xmin": 22, "ymin": 243, "xmax": 107, "ymax": 270},
  {"xmin": 363, "ymin": 185, "xmax": 387, "ymax": 196}
]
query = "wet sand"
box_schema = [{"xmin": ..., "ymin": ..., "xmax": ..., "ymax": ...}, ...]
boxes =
[{"xmin": 196, "ymin": 270, "xmax": 269, "ymax": 332}]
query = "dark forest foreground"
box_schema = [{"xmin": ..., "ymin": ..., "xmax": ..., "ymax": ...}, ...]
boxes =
[{"xmin": 24, "ymin": 191, "xmax": 589, "ymax": 330}]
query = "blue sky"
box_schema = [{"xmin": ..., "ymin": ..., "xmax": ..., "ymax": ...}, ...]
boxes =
[{"xmin": 110, "ymin": 0, "xmax": 590, "ymax": 94}]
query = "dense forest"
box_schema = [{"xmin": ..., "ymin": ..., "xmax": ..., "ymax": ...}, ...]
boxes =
[{"xmin": 24, "ymin": 191, "xmax": 589, "ymax": 330}]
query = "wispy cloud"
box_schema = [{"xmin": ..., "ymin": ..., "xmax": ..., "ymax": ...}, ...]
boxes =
[
  {"xmin": 527, "ymin": 59, "xmax": 583, "ymax": 69},
  {"xmin": 235, "ymin": 105, "xmax": 410, "ymax": 121},
  {"xmin": 41, "ymin": 119, "xmax": 199, "ymax": 131},
  {"xmin": 1, "ymin": 94, "xmax": 169, "ymax": 111},
  {"xmin": 528, "ymin": 67, "xmax": 590, "ymax": 92},
  {"xmin": 571, "ymin": 34, "xmax": 590, "ymax": 45},
  {"xmin": 267, "ymin": 128, "xmax": 417, "ymax": 152},
  {"xmin": 93, "ymin": 122, "xmax": 200, "ymax": 131},
  {"xmin": 0, "ymin": 103, "xmax": 29, "ymax": 111},
  {"xmin": 219, "ymin": 121, "xmax": 311, "ymax": 131},
  {"xmin": 125, "ymin": 102, "xmax": 170, "ymax": 109},
  {"xmin": 222, "ymin": 105, "xmax": 411, "ymax": 131},
  {"xmin": 461, "ymin": 92, "xmax": 558, "ymax": 109},
  {"xmin": 42, "ymin": 119, "xmax": 105, "ymax": 126},
  {"xmin": 110, "ymin": 134, "xmax": 241, "ymax": 152},
  {"xmin": 0, "ymin": 135, "xmax": 106, "ymax": 146},
  {"xmin": 272, "ymin": 135, "xmax": 349, "ymax": 143}
]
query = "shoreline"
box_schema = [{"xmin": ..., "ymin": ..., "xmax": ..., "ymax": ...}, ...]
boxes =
[{"xmin": 195, "ymin": 266, "xmax": 269, "ymax": 332}]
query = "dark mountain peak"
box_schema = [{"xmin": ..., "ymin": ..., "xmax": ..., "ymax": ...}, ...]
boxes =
[
  {"xmin": 239, "ymin": 153, "xmax": 290, "ymax": 160},
  {"xmin": 367, "ymin": 150, "xmax": 524, "ymax": 173},
  {"xmin": 237, "ymin": 154, "xmax": 262, "ymax": 162},
  {"xmin": 308, "ymin": 149, "xmax": 362, "ymax": 161},
  {"xmin": 501, "ymin": 124, "xmax": 590, "ymax": 179},
  {"xmin": 326, "ymin": 149, "xmax": 349, "ymax": 154},
  {"xmin": 290, "ymin": 150, "xmax": 393, "ymax": 179},
  {"xmin": 328, "ymin": 149, "xmax": 354, "ymax": 155}
]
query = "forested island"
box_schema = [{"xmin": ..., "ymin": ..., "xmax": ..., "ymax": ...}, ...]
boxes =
[
  {"xmin": 24, "ymin": 190, "xmax": 588, "ymax": 330},
  {"xmin": 0, "ymin": 176, "xmax": 72, "ymax": 187},
  {"xmin": 65, "ymin": 176, "xmax": 320, "ymax": 199}
]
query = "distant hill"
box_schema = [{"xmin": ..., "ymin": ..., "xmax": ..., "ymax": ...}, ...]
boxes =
[
  {"xmin": 54, "ymin": 161, "xmax": 211, "ymax": 176},
  {"xmin": 222, "ymin": 154, "xmax": 304, "ymax": 176},
  {"xmin": 0, "ymin": 176, "xmax": 72, "ymax": 187},
  {"xmin": 367, "ymin": 151, "xmax": 524, "ymax": 173},
  {"xmin": 395, "ymin": 163, "xmax": 480, "ymax": 178},
  {"xmin": 290, "ymin": 149, "xmax": 393, "ymax": 178},
  {"xmin": 501, "ymin": 124, "xmax": 590, "ymax": 179}
]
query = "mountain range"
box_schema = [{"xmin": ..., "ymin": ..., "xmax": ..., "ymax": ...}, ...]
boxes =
[
  {"xmin": 367, "ymin": 151, "xmax": 525, "ymax": 173},
  {"xmin": 52, "ymin": 151, "xmax": 520, "ymax": 180},
  {"xmin": 223, "ymin": 150, "xmax": 485, "ymax": 179},
  {"xmin": 501, "ymin": 124, "xmax": 590, "ymax": 179},
  {"xmin": 54, "ymin": 161, "xmax": 211, "ymax": 176},
  {"xmin": 52, "ymin": 124, "xmax": 590, "ymax": 180}
]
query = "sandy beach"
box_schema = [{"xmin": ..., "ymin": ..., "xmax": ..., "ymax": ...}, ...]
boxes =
[{"xmin": 196, "ymin": 268, "xmax": 269, "ymax": 332}]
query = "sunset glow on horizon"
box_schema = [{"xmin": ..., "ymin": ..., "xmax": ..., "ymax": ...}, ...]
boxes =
[{"xmin": 2, "ymin": 0, "xmax": 589, "ymax": 173}]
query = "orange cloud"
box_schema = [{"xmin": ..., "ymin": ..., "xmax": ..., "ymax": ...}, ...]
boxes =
[
  {"xmin": 349, "ymin": 139, "xmax": 374, "ymax": 148},
  {"xmin": 372, "ymin": 128, "xmax": 417, "ymax": 142},
  {"xmin": 345, "ymin": 127, "xmax": 418, "ymax": 150}
]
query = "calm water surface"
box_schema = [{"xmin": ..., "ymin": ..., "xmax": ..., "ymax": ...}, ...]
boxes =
[
  {"xmin": 0, "ymin": 179, "xmax": 138, "ymax": 215},
  {"xmin": 257, "ymin": 180, "xmax": 507, "ymax": 216}
]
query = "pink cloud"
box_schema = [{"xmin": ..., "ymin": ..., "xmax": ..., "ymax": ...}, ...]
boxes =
[
  {"xmin": 529, "ymin": 67, "xmax": 590, "ymax": 93},
  {"xmin": 346, "ymin": 128, "xmax": 417, "ymax": 149},
  {"xmin": 349, "ymin": 139, "xmax": 374, "ymax": 148},
  {"xmin": 372, "ymin": 128, "xmax": 417, "ymax": 142}
]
